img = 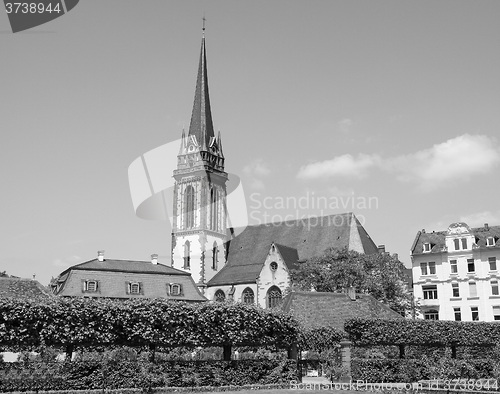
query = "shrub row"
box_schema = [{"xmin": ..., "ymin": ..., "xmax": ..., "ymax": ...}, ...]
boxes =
[
  {"xmin": 0, "ymin": 359, "xmax": 298, "ymax": 392},
  {"xmin": 345, "ymin": 318, "xmax": 500, "ymax": 346},
  {"xmin": 298, "ymin": 325, "xmax": 345, "ymax": 351},
  {"xmin": 0, "ymin": 298, "xmax": 299, "ymax": 351},
  {"xmin": 352, "ymin": 357, "xmax": 497, "ymax": 383}
]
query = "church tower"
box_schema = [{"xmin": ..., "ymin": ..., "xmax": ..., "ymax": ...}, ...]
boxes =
[{"xmin": 171, "ymin": 31, "xmax": 228, "ymax": 291}]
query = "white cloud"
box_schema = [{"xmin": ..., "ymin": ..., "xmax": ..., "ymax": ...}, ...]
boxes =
[
  {"xmin": 297, "ymin": 134, "xmax": 500, "ymax": 191},
  {"xmin": 297, "ymin": 153, "xmax": 380, "ymax": 180},
  {"xmin": 242, "ymin": 158, "xmax": 271, "ymax": 190}
]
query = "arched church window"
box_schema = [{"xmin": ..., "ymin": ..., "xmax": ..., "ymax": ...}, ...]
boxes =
[
  {"xmin": 212, "ymin": 241, "xmax": 218, "ymax": 270},
  {"xmin": 270, "ymin": 261, "xmax": 278, "ymax": 272},
  {"xmin": 184, "ymin": 241, "xmax": 190, "ymax": 269},
  {"xmin": 214, "ymin": 289, "xmax": 225, "ymax": 302},
  {"xmin": 266, "ymin": 286, "xmax": 282, "ymax": 309},
  {"xmin": 242, "ymin": 287, "xmax": 254, "ymax": 304},
  {"xmin": 210, "ymin": 188, "xmax": 218, "ymax": 231},
  {"xmin": 184, "ymin": 185, "xmax": 195, "ymax": 229}
]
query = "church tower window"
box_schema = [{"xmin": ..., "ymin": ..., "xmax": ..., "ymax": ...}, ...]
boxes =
[
  {"xmin": 184, "ymin": 185, "xmax": 195, "ymax": 229},
  {"xmin": 210, "ymin": 188, "xmax": 218, "ymax": 231},
  {"xmin": 184, "ymin": 241, "xmax": 191, "ymax": 269},
  {"xmin": 212, "ymin": 241, "xmax": 218, "ymax": 270}
]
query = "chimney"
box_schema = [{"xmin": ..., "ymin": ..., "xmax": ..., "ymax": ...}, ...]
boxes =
[
  {"xmin": 151, "ymin": 254, "xmax": 158, "ymax": 265},
  {"xmin": 97, "ymin": 250, "xmax": 105, "ymax": 262},
  {"xmin": 378, "ymin": 245, "xmax": 386, "ymax": 254},
  {"xmin": 485, "ymin": 223, "xmax": 489, "ymax": 230},
  {"xmin": 393, "ymin": 253, "xmax": 399, "ymax": 261},
  {"xmin": 422, "ymin": 229, "xmax": 426, "ymax": 233},
  {"xmin": 347, "ymin": 286, "xmax": 356, "ymax": 301}
]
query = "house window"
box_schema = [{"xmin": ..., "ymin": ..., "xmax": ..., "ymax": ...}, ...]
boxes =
[
  {"xmin": 420, "ymin": 263, "xmax": 428, "ymax": 276},
  {"xmin": 423, "ymin": 285, "xmax": 438, "ymax": 300},
  {"xmin": 469, "ymin": 282, "xmax": 477, "ymax": 298},
  {"xmin": 184, "ymin": 241, "xmax": 190, "ymax": 269},
  {"xmin": 267, "ymin": 286, "xmax": 282, "ymax": 308},
  {"xmin": 489, "ymin": 257, "xmax": 497, "ymax": 271},
  {"xmin": 83, "ymin": 280, "xmax": 99, "ymax": 293},
  {"xmin": 212, "ymin": 242, "xmax": 218, "ymax": 270},
  {"xmin": 428, "ymin": 262, "xmax": 436, "ymax": 275},
  {"xmin": 242, "ymin": 287, "xmax": 254, "ymax": 304},
  {"xmin": 214, "ymin": 289, "xmax": 225, "ymax": 302},
  {"xmin": 467, "ymin": 259, "xmax": 475, "ymax": 273},
  {"xmin": 471, "ymin": 306, "xmax": 479, "ymax": 321},
  {"xmin": 491, "ymin": 280, "xmax": 499, "ymax": 296},
  {"xmin": 461, "ymin": 238, "xmax": 468, "ymax": 250},
  {"xmin": 270, "ymin": 261, "xmax": 278, "ymax": 272},
  {"xmin": 169, "ymin": 283, "xmax": 183, "ymax": 296},
  {"xmin": 423, "ymin": 243, "xmax": 431, "ymax": 252},
  {"xmin": 452, "ymin": 283, "xmax": 460, "ymax": 298},
  {"xmin": 493, "ymin": 306, "xmax": 500, "ymax": 321},
  {"xmin": 454, "ymin": 239, "xmax": 460, "ymax": 251},
  {"xmin": 184, "ymin": 185, "xmax": 195, "ymax": 229},
  {"xmin": 454, "ymin": 307, "xmax": 461, "ymax": 321},
  {"xmin": 450, "ymin": 260, "xmax": 458, "ymax": 274},
  {"xmin": 424, "ymin": 309, "xmax": 439, "ymax": 320},
  {"xmin": 487, "ymin": 237, "xmax": 495, "ymax": 247},
  {"xmin": 127, "ymin": 282, "xmax": 142, "ymax": 295}
]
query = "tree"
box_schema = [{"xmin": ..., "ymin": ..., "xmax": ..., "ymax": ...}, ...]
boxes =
[
  {"xmin": 290, "ymin": 247, "xmax": 413, "ymax": 316},
  {"xmin": 0, "ymin": 271, "xmax": 8, "ymax": 277}
]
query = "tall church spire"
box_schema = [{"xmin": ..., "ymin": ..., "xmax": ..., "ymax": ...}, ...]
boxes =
[{"xmin": 188, "ymin": 30, "xmax": 215, "ymax": 150}]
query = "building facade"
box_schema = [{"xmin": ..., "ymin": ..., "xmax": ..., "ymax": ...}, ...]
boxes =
[{"xmin": 411, "ymin": 222, "xmax": 500, "ymax": 321}]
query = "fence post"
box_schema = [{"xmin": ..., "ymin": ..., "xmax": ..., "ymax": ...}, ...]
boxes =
[{"xmin": 339, "ymin": 340, "xmax": 352, "ymax": 382}]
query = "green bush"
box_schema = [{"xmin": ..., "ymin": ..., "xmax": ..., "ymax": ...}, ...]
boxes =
[
  {"xmin": 0, "ymin": 359, "xmax": 297, "ymax": 392},
  {"xmin": 345, "ymin": 318, "xmax": 500, "ymax": 346}
]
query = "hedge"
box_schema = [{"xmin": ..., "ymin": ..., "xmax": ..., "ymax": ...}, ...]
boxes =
[
  {"xmin": 352, "ymin": 357, "xmax": 496, "ymax": 383},
  {"xmin": 345, "ymin": 318, "xmax": 500, "ymax": 346},
  {"xmin": 0, "ymin": 298, "xmax": 299, "ymax": 351},
  {"xmin": 298, "ymin": 325, "xmax": 345, "ymax": 351},
  {"xmin": 0, "ymin": 359, "xmax": 297, "ymax": 392}
]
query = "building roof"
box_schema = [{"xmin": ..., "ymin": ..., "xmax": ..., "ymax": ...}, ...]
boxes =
[
  {"xmin": 52, "ymin": 258, "xmax": 205, "ymax": 301},
  {"xmin": 208, "ymin": 212, "xmax": 378, "ymax": 286},
  {"xmin": 411, "ymin": 222, "xmax": 500, "ymax": 255},
  {"xmin": 0, "ymin": 277, "xmax": 53, "ymax": 300},
  {"xmin": 188, "ymin": 36, "xmax": 215, "ymax": 150},
  {"xmin": 59, "ymin": 258, "xmax": 191, "ymax": 277},
  {"xmin": 282, "ymin": 291, "xmax": 403, "ymax": 331}
]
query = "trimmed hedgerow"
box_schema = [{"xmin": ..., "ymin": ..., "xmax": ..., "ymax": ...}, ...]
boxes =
[
  {"xmin": 352, "ymin": 357, "xmax": 496, "ymax": 383},
  {"xmin": 0, "ymin": 359, "xmax": 297, "ymax": 392},
  {"xmin": 298, "ymin": 325, "xmax": 345, "ymax": 351},
  {"xmin": 0, "ymin": 298, "xmax": 299, "ymax": 351},
  {"xmin": 345, "ymin": 318, "xmax": 500, "ymax": 346}
]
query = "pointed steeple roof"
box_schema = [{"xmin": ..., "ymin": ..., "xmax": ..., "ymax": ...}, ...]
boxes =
[{"xmin": 188, "ymin": 36, "xmax": 215, "ymax": 150}]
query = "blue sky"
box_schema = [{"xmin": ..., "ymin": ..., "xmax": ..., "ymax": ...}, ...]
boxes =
[{"xmin": 1, "ymin": 0, "xmax": 500, "ymax": 285}]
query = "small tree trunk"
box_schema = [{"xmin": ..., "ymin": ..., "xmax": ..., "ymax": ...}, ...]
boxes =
[
  {"xmin": 223, "ymin": 345, "xmax": 232, "ymax": 361},
  {"xmin": 65, "ymin": 344, "xmax": 74, "ymax": 362},
  {"xmin": 451, "ymin": 344, "xmax": 457, "ymax": 359},
  {"xmin": 399, "ymin": 344, "xmax": 405, "ymax": 359},
  {"xmin": 148, "ymin": 344, "xmax": 156, "ymax": 362}
]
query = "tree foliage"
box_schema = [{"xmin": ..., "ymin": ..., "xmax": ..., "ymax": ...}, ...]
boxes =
[
  {"xmin": 290, "ymin": 247, "xmax": 412, "ymax": 315},
  {"xmin": 0, "ymin": 298, "xmax": 299, "ymax": 351}
]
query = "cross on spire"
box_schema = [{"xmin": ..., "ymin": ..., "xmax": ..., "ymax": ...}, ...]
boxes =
[{"xmin": 202, "ymin": 16, "xmax": 206, "ymax": 36}]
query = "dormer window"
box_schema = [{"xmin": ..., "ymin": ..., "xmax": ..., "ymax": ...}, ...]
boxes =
[
  {"xmin": 83, "ymin": 280, "xmax": 99, "ymax": 293},
  {"xmin": 169, "ymin": 283, "xmax": 183, "ymax": 296},
  {"xmin": 461, "ymin": 238, "xmax": 468, "ymax": 249},
  {"xmin": 127, "ymin": 281, "xmax": 142, "ymax": 295},
  {"xmin": 423, "ymin": 243, "xmax": 431, "ymax": 253},
  {"xmin": 454, "ymin": 239, "xmax": 460, "ymax": 251},
  {"xmin": 487, "ymin": 237, "xmax": 495, "ymax": 247}
]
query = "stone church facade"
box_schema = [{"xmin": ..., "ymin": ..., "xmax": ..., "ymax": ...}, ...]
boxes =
[{"xmin": 171, "ymin": 34, "xmax": 380, "ymax": 307}]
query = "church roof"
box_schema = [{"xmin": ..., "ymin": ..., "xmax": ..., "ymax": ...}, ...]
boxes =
[
  {"xmin": 208, "ymin": 212, "xmax": 378, "ymax": 286},
  {"xmin": 282, "ymin": 291, "xmax": 403, "ymax": 331},
  {"xmin": 188, "ymin": 36, "xmax": 215, "ymax": 150}
]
